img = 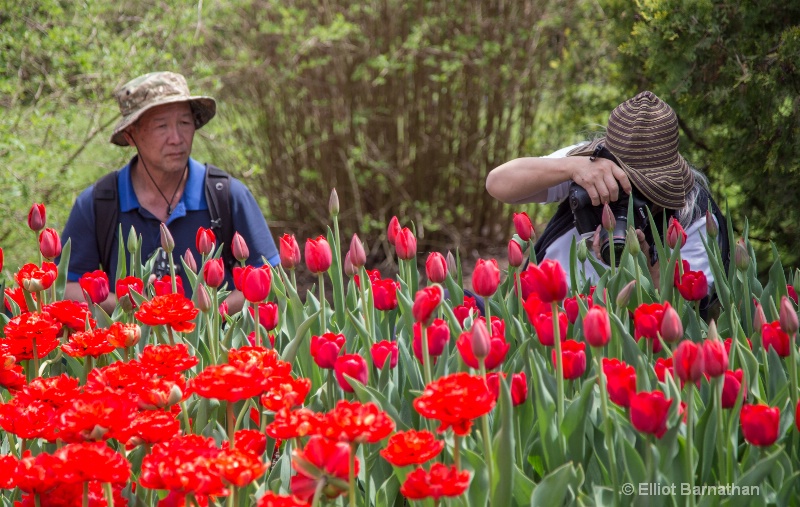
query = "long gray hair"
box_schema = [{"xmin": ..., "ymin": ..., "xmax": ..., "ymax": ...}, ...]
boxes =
[{"xmin": 676, "ymin": 166, "xmax": 710, "ymax": 228}]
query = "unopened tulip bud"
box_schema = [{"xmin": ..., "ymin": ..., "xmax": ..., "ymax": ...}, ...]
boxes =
[
  {"xmin": 387, "ymin": 216, "xmax": 401, "ymax": 246},
  {"xmin": 513, "ymin": 212, "xmax": 535, "ymax": 242},
  {"xmin": 38, "ymin": 228, "xmax": 61, "ymax": 259},
  {"xmin": 343, "ymin": 252, "xmax": 357, "ymax": 277},
  {"xmin": 703, "ymin": 337, "xmax": 728, "ymax": 378},
  {"xmin": 183, "ymin": 249, "xmax": 197, "ymax": 274},
  {"xmin": 660, "ymin": 304, "xmax": 683, "ymax": 343},
  {"xmin": 27, "ymin": 203, "xmax": 46, "ymax": 232},
  {"xmin": 577, "ymin": 239, "xmax": 588, "ymax": 263},
  {"xmin": 753, "ymin": 299, "xmax": 767, "ymax": 332},
  {"xmin": 167, "ymin": 384, "xmax": 184, "ymax": 407},
  {"xmin": 667, "ymin": 218, "xmax": 687, "ymax": 249},
  {"xmin": 446, "ymin": 251, "xmax": 458, "ymax": 276},
  {"xmin": 232, "ymin": 232, "xmax": 250, "ymax": 263},
  {"xmin": 329, "ymin": 188, "xmax": 340, "ymax": 217},
  {"xmin": 707, "ymin": 319, "xmax": 720, "ymax": 342},
  {"xmin": 508, "ymin": 239, "xmax": 524, "ymax": 268},
  {"xmin": 471, "ymin": 321, "xmax": 491, "ymax": 360},
  {"xmin": 127, "ymin": 226, "xmax": 139, "ymax": 254},
  {"xmin": 705, "ymin": 209, "xmax": 718, "ymax": 239},
  {"xmin": 734, "ymin": 239, "xmax": 749, "ymax": 272},
  {"xmin": 626, "ymin": 226, "xmax": 640, "ymax": 256},
  {"xmin": 425, "ymin": 252, "xmax": 447, "ymax": 283},
  {"xmin": 349, "ymin": 234, "xmax": 366, "ymax": 268},
  {"xmin": 602, "ymin": 203, "xmax": 616, "ymax": 232},
  {"xmin": 160, "ymin": 223, "xmax": 175, "ymax": 253},
  {"xmin": 196, "ymin": 284, "xmax": 212, "ymax": 312},
  {"xmin": 615, "ymin": 280, "xmax": 636, "ymax": 308},
  {"xmin": 780, "ymin": 295, "xmax": 799, "ymax": 336}
]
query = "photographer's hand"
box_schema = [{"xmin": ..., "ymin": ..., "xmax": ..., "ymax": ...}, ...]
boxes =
[{"xmin": 571, "ymin": 157, "xmax": 632, "ymax": 206}]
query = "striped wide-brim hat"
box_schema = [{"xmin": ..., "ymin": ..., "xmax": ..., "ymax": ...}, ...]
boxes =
[{"xmin": 567, "ymin": 91, "xmax": 694, "ymax": 209}]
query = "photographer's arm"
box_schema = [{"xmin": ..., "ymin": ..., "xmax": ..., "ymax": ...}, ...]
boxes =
[{"xmin": 486, "ymin": 155, "xmax": 632, "ymax": 206}]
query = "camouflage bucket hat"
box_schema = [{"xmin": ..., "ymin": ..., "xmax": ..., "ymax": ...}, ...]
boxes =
[
  {"xmin": 110, "ymin": 71, "xmax": 216, "ymax": 146},
  {"xmin": 567, "ymin": 91, "xmax": 694, "ymax": 210}
]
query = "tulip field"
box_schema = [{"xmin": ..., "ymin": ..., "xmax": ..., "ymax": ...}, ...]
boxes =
[{"xmin": 2, "ymin": 195, "xmax": 800, "ymax": 507}]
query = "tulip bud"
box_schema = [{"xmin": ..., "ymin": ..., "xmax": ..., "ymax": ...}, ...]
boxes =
[
  {"xmin": 387, "ymin": 216, "xmax": 401, "ymax": 246},
  {"xmin": 626, "ymin": 226, "xmax": 640, "ymax": 256},
  {"xmin": 470, "ymin": 321, "xmax": 491, "ymax": 360},
  {"xmin": 674, "ymin": 340, "xmax": 704, "ymax": 383},
  {"xmin": 602, "ymin": 203, "xmax": 616, "ymax": 232},
  {"xmin": 513, "ymin": 212, "xmax": 535, "ymax": 242},
  {"xmin": 343, "ymin": 252, "xmax": 357, "ymax": 277},
  {"xmin": 203, "ymin": 258, "xmax": 225, "ymax": 288},
  {"xmin": 660, "ymin": 303, "xmax": 684, "ymax": 343},
  {"xmin": 446, "ymin": 251, "xmax": 458, "ymax": 276},
  {"xmin": 734, "ymin": 239, "xmax": 749, "ymax": 272},
  {"xmin": 425, "ymin": 252, "xmax": 447, "ymax": 283},
  {"xmin": 577, "ymin": 239, "xmax": 588, "ymax": 263},
  {"xmin": 27, "ymin": 203, "xmax": 46, "ymax": 231},
  {"xmin": 705, "ymin": 209, "xmax": 718, "ymax": 239},
  {"xmin": 707, "ymin": 319, "xmax": 720, "ymax": 342},
  {"xmin": 666, "ymin": 218, "xmax": 687, "ymax": 249},
  {"xmin": 232, "ymin": 232, "xmax": 250, "ymax": 263},
  {"xmin": 753, "ymin": 299, "xmax": 767, "ymax": 332},
  {"xmin": 183, "ymin": 249, "xmax": 197, "ymax": 274},
  {"xmin": 507, "ymin": 239, "xmax": 524, "ymax": 268},
  {"xmin": 127, "ymin": 226, "xmax": 139, "ymax": 254},
  {"xmin": 793, "ymin": 269, "xmax": 800, "ymax": 299},
  {"xmin": 472, "ymin": 259, "xmax": 501, "ymax": 297},
  {"xmin": 395, "ymin": 228, "xmax": 417, "ymax": 260},
  {"xmin": 167, "ymin": 384, "xmax": 184, "ymax": 407},
  {"xmin": 615, "ymin": 280, "xmax": 637, "ymax": 308},
  {"xmin": 329, "ymin": 188, "xmax": 340, "ymax": 217},
  {"xmin": 195, "ymin": 227, "xmax": 216, "ymax": 256},
  {"xmin": 780, "ymin": 295, "xmax": 799, "ymax": 336},
  {"xmin": 196, "ymin": 284, "xmax": 212, "ymax": 312},
  {"xmin": 279, "ymin": 234, "xmax": 301, "ymax": 270},
  {"xmin": 349, "ymin": 234, "xmax": 366, "ymax": 268},
  {"xmin": 583, "ymin": 306, "xmax": 611, "ymax": 347},
  {"xmin": 702, "ymin": 339, "xmax": 728, "ymax": 378},
  {"xmin": 160, "ymin": 223, "xmax": 175, "ymax": 253},
  {"xmin": 38, "ymin": 228, "xmax": 61, "ymax": 260}
]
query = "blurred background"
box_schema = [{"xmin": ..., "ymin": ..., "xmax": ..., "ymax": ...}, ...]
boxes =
[{"xmin": 2, "ymin": 0, "xmax": 799, "ymax": 278}]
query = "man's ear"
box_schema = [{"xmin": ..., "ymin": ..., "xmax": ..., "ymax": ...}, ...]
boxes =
[{"xmin": 121, "ymin": 129, "xmax": 135, "ymax": 147}]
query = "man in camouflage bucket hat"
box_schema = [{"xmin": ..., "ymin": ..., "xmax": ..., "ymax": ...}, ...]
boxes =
[
  {"xmin": 485, "ymin": 91, "xmax": 729, "ymax": 306},
  {"xmin": 60, "ymin": 71, "xmax": 280, "ymax": 314}
]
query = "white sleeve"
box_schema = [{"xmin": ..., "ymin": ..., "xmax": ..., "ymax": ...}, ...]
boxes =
[
  {"xmin": 681, "ymin": 215, "xmax": 717, "ymax": 291},
  {"xmin": 541, "ymin": 143, "xmax": 586, "ymax": 204}
]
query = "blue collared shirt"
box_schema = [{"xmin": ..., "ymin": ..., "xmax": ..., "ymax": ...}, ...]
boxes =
[{"xmin": 61, "ymin": 157, "xmax": 280, "ymax": 293}]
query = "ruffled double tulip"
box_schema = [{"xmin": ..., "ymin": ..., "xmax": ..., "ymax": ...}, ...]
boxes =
[
  {"xmin": 291, "ymin": 435, "xmax": 359, "ymax": 502},
  {"xmin": 15, "ymin": 262, "xmax": 58, "ymax": 292},
  {"xmin": 400, "ymin": 463, "xmax": 471, "ymax": 500},
  {"xmin": 305, "ymin": 236, "xmax": 332, "ymax": 274},
  {"xmin": 740, "ymin": 404, "xmax": 780, "ymax": 447},
  {"xmin": 413, "ymin": 372, "xmax": 495, "ymax": 436},
  {"xmin": 380, "ymin": 429, "xmax": 444, "ymax": 467}
]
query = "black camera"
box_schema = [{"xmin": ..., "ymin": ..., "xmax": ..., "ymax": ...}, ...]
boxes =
[{"xmin": 568, "ymin": 182, "xmax": 652, "ymax": 266}]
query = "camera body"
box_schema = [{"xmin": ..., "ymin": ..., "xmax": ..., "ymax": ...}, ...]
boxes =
[{"xmin": 568, "ymin": 182, "xmax": 652, "ymax": 266}]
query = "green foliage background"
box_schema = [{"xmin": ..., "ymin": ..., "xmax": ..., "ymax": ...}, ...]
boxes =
[{"xmin": 2, "ymin": 0, "xmax": 799, "ymax": 277}]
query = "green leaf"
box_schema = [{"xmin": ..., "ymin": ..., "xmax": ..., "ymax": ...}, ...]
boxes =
[
  {"xmin": 530, "ymin": 462, "xmax": 583, "ymax": 506},
  {"xmin": 281, "ymin": 309, "xmax": 321, "ymax": 364},
  {"xmin": 444, "ymin": 271, "xmax": 464, "ymax": 306},
  {"xmin": 55, "ymin": 238, "xmax": 72, "ymax": 301},
  {"xmin": 491, "ymin": 375, "xmax": 515, "ymax": 507},
  {"xmin": 620, "ymin": 437, "xmax": 645, "ymax": 490}
]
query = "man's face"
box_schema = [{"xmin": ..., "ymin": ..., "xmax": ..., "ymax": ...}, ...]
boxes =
[{"xmin": 124, "ymin": 102, "xmax": 195, "ymax": 174}]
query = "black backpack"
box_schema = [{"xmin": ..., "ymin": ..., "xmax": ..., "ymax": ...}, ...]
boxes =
[{"xmin": 93, "ymin": 162, "xmax": 236, "ymax": 276}]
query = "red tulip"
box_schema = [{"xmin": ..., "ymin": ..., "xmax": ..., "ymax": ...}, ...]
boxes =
[
  {"xmin": 242, "ymin": 266, "xmax": 272, "ymax": 303},
  {"xmin": 486, "ymin": 372, "xmax": 529, "ymax": 406},
  {"xmin": 425, "ymin": 253, "xmax": 447, "ymax": 283},
  {"xmin": 762, "ymin": 321, "xmax": 790, "ymax": 357},
  {"xmin": 310, "ymin": 332, "xmax": 346, "ymax": 369},
  {"xmin": 290, "ymin": 435, "xmax": 358, "ymax": 502},
  {"xmin": 250, "ymin": 302, "xmax": 279, "ymax": 331},
  {"xmin": 507, "ymin": 239, "xmax": 524, "ymax": 268},
  {"xmin": 387, "ymin": 216, "xmax": 401, "ymax": 246},
  {"xmin": 453, "ymin": 297, "xmax": 480, "ymax": 327},
  {"xmin": 116, "ymin": 276, "xmax": 144, "ymax": 301},
  {"xmin": 740, "ymin": 404, "xmax": 780, "ymax": 447},
  {"xmin": 395, "ymin": 228, "xmax": 417, "ymax": 260},
  {"xmin": 796, "ymin": 400, "xmax": 800, "ymax": 434},
  {"xmin": 603, "ymin": 358, "xmax": 637, "ymax": 408},
  {"xmin": 654, "ymin": 357, "xmax": 674, "ymax": 382},
  {"xmin": 373, "ymin": 278, "xmax": 399, "ymax": 311},
  {"xmin": 552, "ymin": 340, "xmax": 586, "ymax": 379},
  {"xmin": 79, "ymin": 270, "xmax": 110, "ymax": 304},
  {"xmin": 633, "ymin": 302, "xmax": 666, "ymax": 352},
  {"xmin": 455, "ymin": 318, "xmax": 509, "ymax": 370},
  {"xmin": 724, "ymin": 337, "xmax": 752, "ymax": 356},
  {"xmin": 0, "ymin": 247, "xmax": 3, "ymax": 274},
  {"xmin": 334, "ymin": 354, "xmax": 368, "ymax": 393},
  {"xmin": 513, "ymin": 212, "xmax": 534, "ymax": 242},
  {"xmin": 195, "ymin": 227, "xmax": 216, "ymax": 256},
  {"xmin": 469, "ymin": 321, "xmax": 491, "ymax": 360},
  {"xmin": 721, "ymin": 369, "xmax": 746, "ymax": 409},
  {"xmin": 472, "ymin": 259, "xmax": 500, "ymax": 297},
  {"xmin": 524, "ymin": 259, "xmax": 567, "ymax": 303},
  {"xmin": 349, "ymin": 234, "xmax": 366, "ymax": 268},
  {"xmin": 630, "ymin": 391, "xmax": 672, "ymax": 438},
  {"xmin": 779, "ymin": 295, "xmax": 799, "ymax": 336},
  {"xmin": 666, "ymin": 217, "xmax": 687, "ymax": 249},
  {"xmin": 702, "ymin": 340, "xmax": 728, "ymax": 378},
  {"xmin": 583, "ymin": 306, "xmax": 611, "ymax": 347},
  {"xmin": 412, "ymin": 286, "xmax": 442, "ymax": 324},
  {"xmin": 371, "ymin": 340, "xmax": 398, "ymax": 369},
  {"xmin": 789, "ymin": 285, "xmax": 798, "ymax": 305},
  {"xmin": 674, "ymin": 260, "xmax": 708, "ymax": 301},
  {"xmin": 563, "ymin": 289, "xmax": 595, "ymax": 324},
  {"xmin": 673, "ymin": 340, "xmax": 704, "ymax": 384},
  {"xmin": 38, "ymin": 228, "xmax": 61, "ymax": 259},
  {"xmin": 305, "ymin": 236, "xmax": 332, "ymax": 274},
  {"xmin": 232, "ymin": 232, "xmax": 250, "ymax": 262},
  {"xmin": 27, "ymin": 203, "xmax": 46, "ymax": 231},
  {"xmin": 660, "ymin": 303, "xmax": 683, "ymax": 343},
  {"xmin": 524, "ymin": 294, "xmax": 568, "ymax": 346},
  {"xmin": 203, "ymin": 258, "xmax": 226, "ymax": 288},
  {"xmin": 279, "ymin": 234, "xmax": 301, "ymax": 270},
  {"xmin": 413, "ymin": 319, "xmax": 451, "ymax": 364},
  {"xmin": 183, "ymin": 248, "xmax": 197, "ymax": 273}
]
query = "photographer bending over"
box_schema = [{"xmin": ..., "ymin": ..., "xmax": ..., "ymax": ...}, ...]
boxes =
[{"xmin": 486, "ymin": 91, "xmax": 728, "ymax": 297}]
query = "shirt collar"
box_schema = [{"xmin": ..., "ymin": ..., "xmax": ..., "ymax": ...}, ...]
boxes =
[{"xmin": 118, "ymin": 156, "xmax": 207, "ymax": 214}]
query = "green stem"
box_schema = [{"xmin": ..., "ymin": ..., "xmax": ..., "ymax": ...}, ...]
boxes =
[
  {"xmin": 551, "ymin": 301, "xmax": 565, "ymax": 426},
  {"xmin": 607, "ymin": 229, "xmax": 616, "ymax": 277},
  {"xmin": 227, "ymin": 401, "xmax": 235, "ymax": 449},
  {"xmin": 290, "ymin": 269, "xmax": 297, "ymax": 292},
  {"xmin": 168, "ymin": 250, "xmax": 177, "ymax": 294},
  {"xmin": 645, "ymin": 435, "xmax": 653, "ymax": 484},
  {"xmin": 479, "ymin": 359, "xmax": 494, "ymax": 492},
  {"xmin": 181, "ymin": 401, "xmax": 192, "ymax": 435},
  {"xmin": 454, "ymin": 434, "xmax": 462, "ymax": 470},
  {"xmin": 635, "ymin": 261, "xmax": 644, "ymax": 306},
  {"xmin": 327, "ymin": 369, "xmax": 337, "ymax": 410},
  {"xmin": 686, "ymin": 382, "xmax": 696, "ymax": 507},
  {"xmin": 421, "ymin": 323, "xmax": 433, "ymax": 386},
  {"xmin": 32, "ymin": 338, "xmax": 39, "ymax": 379},
  {"xmin": 83, "ymin": 481, "xmax": 89, "ymax": 507},
  {"xmin": 103, "ymin": 483, "xmax": 114, "ymax": 507},
  {"xmin": 35, "ymin": 494, "xmax": 41, "ymax": 507},
  {"xmin": 742, "ymin": 275, "xmax": 754, "ymax": 336},
  {"xmin": 311, "ymin": 478, "xmax": 326, "ymax": 507},
  {"xmin": 514, "ymin": 270, "xmax": 525, "ymax": 334},
  {"xmin": 349, "ymin": 442, "xmax": 357, "ymax": 507},
  {"xmin": 167, "ymin": 327, "xmax": 175, "ymax": 346},
  {"xmin": 789, "ymin": 330, "xmax": 798, "ymax": 421},
  {"xmin": 318, "ymin": 272, "xmax": 327, "ymax": 333},
  {"xmin": 358, "ymin": 266, "xmax": 374, "ymax": 350},
  {"xmin": 254, "ymin": 303, "xmax": 262, "ymax": 348},
  {"xmin": 595, "ymin": 351, "xmax": 620, "ymax": 506},
  {"xmin": 715, "ymin": 377, "xmax": 726, "ymax": 481}
]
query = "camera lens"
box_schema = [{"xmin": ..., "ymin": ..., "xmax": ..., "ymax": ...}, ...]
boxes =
[{"xmin": 601, "ymin": 240, "xmax": 626, "ymax": 267}]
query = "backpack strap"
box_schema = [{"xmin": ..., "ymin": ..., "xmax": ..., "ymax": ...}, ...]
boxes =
[
  {"xmin": 204, "ymin": 164, "xmax": 236, "ymax": 271},
  {"xmin": 93, "ymin": 171, "xmax": 120, "ymax": 274}
]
